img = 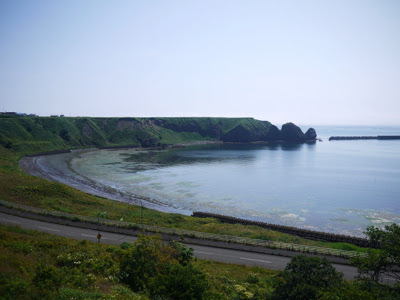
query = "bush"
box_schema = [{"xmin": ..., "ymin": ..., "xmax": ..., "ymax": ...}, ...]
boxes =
[
  {"xmin": 0, "ymin": 278, "xmax": 29, "ymax": 300},
  {"xmin": 272, "ymin": 255, "xmax": 344, "ymax": 300},
  {"xmin": 170, "ymin": 240, "xmax": 194, "ymax": 266},
  {"xmin": 7, "ymin": 241, "xmax": 32, "ymax": 255},
  {"xmin": 33, "ymin": 264, "xmax": 61, "ymax": 291},
  {"xmin": 119, "ymin": 235, "xmax": 176, "ymax": 291},
  {"xmin": 111, "ymin": 285, "xmax": 144, "ymax": 299},
  {"xmin": 57, "ymin": 287, "xmax": 105, "ymax": 300},
  {"xmin": 352, "ymin": 223, "xmax": 400, "ymax": 286},
  {"xmin": 245, "ymin": 272, "xmax": 260, "ymax": 284},
  {"xmin": 149, "ymin": 263, "xmax": 209, "ymax": 300},
  {"xmin": 120, "ymin": 241, "xmax": 133, "ymax": 250}
]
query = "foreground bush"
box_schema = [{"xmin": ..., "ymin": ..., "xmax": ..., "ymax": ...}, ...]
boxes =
[
  {"xmin": 149, "ymin": 263, "xmax": 209, "ymax": 299},
  {"xmin": 272, "ymin": 255, "xmax": 344, "ymax": 300},
  {"xmin": 119, "ymin": 235, "xmax": 209, "ymax": 299}
]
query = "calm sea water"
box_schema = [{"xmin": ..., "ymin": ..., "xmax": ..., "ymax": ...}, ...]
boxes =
[{"xmin": 57, "ymin": 126, "xmax": 400, "ymax": 236}]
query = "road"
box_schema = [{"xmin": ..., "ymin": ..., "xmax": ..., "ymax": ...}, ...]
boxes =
[{"xmin": 0, "ymin": 212, "xmax": 363, "ymax": 281}]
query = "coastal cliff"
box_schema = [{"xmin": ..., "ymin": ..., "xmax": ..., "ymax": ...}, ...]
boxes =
[{"xmin": 0, "ymin": 116, "xmax": 316, "ymax": 154}]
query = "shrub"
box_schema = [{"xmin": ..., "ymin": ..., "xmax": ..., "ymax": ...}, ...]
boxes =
[
  {"xmin": 245, "ymin": 272, "xmax": 260, "ymax": 284},
  {"xmin": 119, "ymin": 235, "xmax": 176, "ymax": 291},
  {"xmin": 111, "ymin": 285, "xmax": 145, "ymax": 299},
  {"xmin": 149, "ymin": 263, "xmax": 209, "ymax": 300},
  {"xmin": 0, "ymin": 278, "xmax": 29, "ymax": 300},
  {"xmin": 7, "ymin": 241, "xmax": 32, "ymax": 255},
  {"xmin": 272, "ymin": 255, "xmax": 344, "ymax": 300},
  {"xmin": 57, "ymin": 287, "xmax": 105, "ymax": 300},
  {"xmin": 120, "ymin": 241, "xmax": 133, "ymax": 250},
  {"xmin": 170, "ymin": 240, "xmax": 194, "ymax": 266},
  {"xmin": 352, "ymin": 223, "xmax": 400, "ymax": 286},
  {"xmin": 33, "ymin": 264, "xmax": 61, "ymax": 291}
]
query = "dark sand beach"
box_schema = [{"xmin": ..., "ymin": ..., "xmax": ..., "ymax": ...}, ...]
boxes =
[{"xmin": 19, "ymin": 150, "xmax": 175, "ymax": 212}]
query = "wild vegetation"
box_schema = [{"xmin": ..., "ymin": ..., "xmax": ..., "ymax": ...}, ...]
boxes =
[
  {"xmin": 351, "ymin": 224, "xmax": 400, "ymax": 286},
  {"xmin": 0, "ymin": 225, "xmax": 278, "ymax": 299},
  {"xmin": 1, "ymin": 115, "xmax": 399, "ymax": 298},
  {"xmin": 1, "ymin": 224, "xmax": 399, "ymax": 299}
]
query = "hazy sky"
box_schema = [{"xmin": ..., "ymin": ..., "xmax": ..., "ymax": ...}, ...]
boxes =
[{"xmin": 1, "ymin": 0, "xmax": 399, "ymax": 125}]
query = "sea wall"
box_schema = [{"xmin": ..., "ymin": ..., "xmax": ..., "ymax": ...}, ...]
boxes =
[
  {"xmin": 192, "ymin": 212, "xmax": 372, "ymax": 248},
  {"xmin": 329, "ymin": 135, "xmax": 400, "ymax": 141}
]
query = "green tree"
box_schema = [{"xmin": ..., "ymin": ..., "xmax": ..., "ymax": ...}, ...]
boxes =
[
  {"xmin": 272, "ymin": 255, "xmax": 344, "ymax": 300},
  {"xmin": 351, "ymin": 223, "xmax": 400, "ymax": 286}
]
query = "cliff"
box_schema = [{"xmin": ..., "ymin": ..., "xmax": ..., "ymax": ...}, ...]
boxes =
[{"xmin": 0, "ymin": 116, "xmax": 316, "ymax": 155}]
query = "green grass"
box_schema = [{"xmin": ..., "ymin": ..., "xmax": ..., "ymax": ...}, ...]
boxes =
[
  {"xmin": 0, "ymin": 224, "xmax": 278, "ymax": 299},
  {"xmin": 0, "ymin": 116, "xmax": 273, "ymax": 154},
  {"xmin": 0, "ymin": 223, "xmax": 147, "ymax": 299}
]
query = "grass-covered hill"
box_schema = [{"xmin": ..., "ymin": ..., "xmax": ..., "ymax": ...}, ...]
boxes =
[{"xmin": 0, "ymin": 116, "xmax": 276, "ymax": 155}]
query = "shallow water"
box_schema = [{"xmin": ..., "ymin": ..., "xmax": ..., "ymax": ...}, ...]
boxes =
[{"xmin": 43, "ymin": 126, "xmax": 400, "ymax": 236}]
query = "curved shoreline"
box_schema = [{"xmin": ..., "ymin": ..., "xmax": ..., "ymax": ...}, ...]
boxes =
[
  {"xmin": 18, "ymin": 153, "xmax": 371, "ymax": 241},
  {"xmin": 19, "ymin": 150, "xmax": 179, "ymax": 213},
  {"xmin": 19, "ymin": 144, "xmax": 396, "ymax": 239},
  {"xmin": 18, "ymin": 141, "xmax": 321, "ymax": 220},
  {"xmin": 19, "ymin": 141, "xmax": 224, "ymax": 213}
]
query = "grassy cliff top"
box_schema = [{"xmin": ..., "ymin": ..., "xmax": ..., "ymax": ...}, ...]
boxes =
[{"xmin": 0, "ymin": 116, "xmax": 272, "ymax": 155}]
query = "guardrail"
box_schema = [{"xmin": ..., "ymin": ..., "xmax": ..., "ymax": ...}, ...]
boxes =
[{"xmin": 0, "ymin": 200, "xmax": 367, "ymax": 259}]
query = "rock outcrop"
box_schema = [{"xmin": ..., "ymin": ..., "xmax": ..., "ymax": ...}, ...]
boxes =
[
  {"xmin": 305, "ymin": 128, "xmax": 317, "ymax": 140},
  {"xmin": 281, "ymin": 123, "xmax": 306, "ymax": 142},
  {"xmin": 280, "ymin": 123, "xmax": 317, "ymax": 142}
]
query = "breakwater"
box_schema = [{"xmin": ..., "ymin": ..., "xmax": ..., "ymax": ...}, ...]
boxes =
[
  {"xmin": 192, "ymin": 212, "xmax": 371, "ymax": 247},
  {"xmin": 329, "ymin": 135, "xmax": 400, "ymax": 141}
]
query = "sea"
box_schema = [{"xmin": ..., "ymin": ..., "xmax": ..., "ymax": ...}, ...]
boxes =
[{"xmin": 41, "ymin": 125, "xmax": 400, "ymax": 237}]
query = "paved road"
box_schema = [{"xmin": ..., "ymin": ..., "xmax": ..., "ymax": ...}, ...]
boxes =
[{"xmin": 0, "ymin": 212, "xmax": 363, "ymax": 281}]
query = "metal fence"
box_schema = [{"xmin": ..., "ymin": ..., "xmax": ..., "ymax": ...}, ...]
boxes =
[{"xmin": 0, "ymin": 199, "xmax": 367, "ymax": 259}]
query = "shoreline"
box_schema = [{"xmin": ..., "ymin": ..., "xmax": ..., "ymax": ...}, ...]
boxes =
[
  {"xmin": 18, "ymin": 139, "xmax": 318, "ymax": 218},
  {"xmin": 18, "ymin": 152, "xmax": 370, "ymax": 241},
  {"xmin": 19, "ymin": 142, "xmax": 389, "ymax": 239},
  {"xmin": 19, "ymin": 149, "xmax": 180, "ymax": 213}
]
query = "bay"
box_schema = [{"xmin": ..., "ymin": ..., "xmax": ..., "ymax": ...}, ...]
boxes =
[{"xmin": 45, "ymin": 126, "xmax": 400, "ymax": 237}]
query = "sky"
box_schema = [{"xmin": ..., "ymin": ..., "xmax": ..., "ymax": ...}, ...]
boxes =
[{"xmin": 0, "ymin": 0, "xmax": 399, "ymax": 126}]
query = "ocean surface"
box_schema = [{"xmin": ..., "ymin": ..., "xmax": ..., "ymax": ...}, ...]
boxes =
[{"xmin": 42, "ymin": 126, "xmax": 400, "ymax": 237}]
